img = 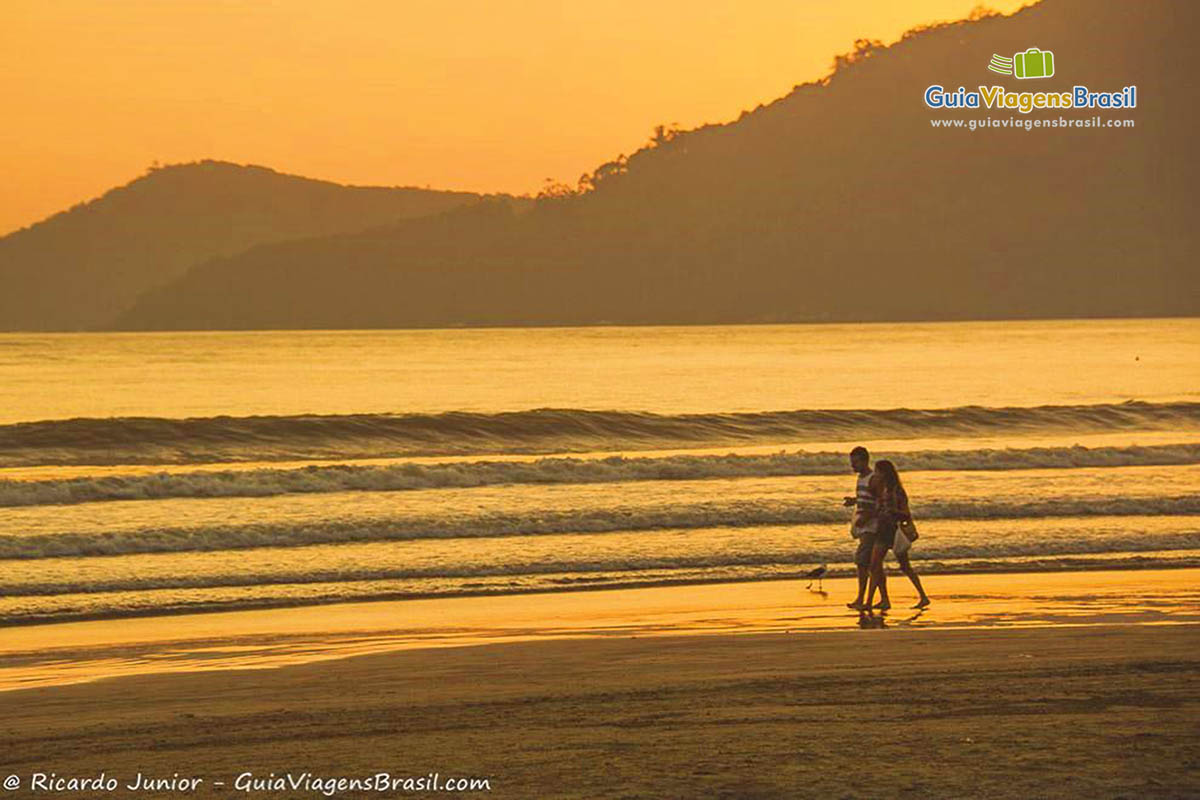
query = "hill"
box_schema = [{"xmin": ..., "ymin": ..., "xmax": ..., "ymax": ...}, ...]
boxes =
[
  {"xmin": 116, "ymin": 0, "xmax": 1198, "ymax": 330},
  {"xmin": 0, "ymin": 161, "xmax": 484, "ymax": 330}
]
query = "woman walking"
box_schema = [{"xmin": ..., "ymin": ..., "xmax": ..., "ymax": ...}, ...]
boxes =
[{"xmin": 864, "ymin": 459, "xmax": 931, "ymax": 611}]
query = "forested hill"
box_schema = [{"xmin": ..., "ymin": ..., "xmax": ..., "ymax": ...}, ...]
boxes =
[
  {"xmin": 0, "ymin": 161, "xmax": 484, "ymax": 330},
  {"xmin": 116, "ymin": 0, "xmax": 1197, "ymax": 330}
]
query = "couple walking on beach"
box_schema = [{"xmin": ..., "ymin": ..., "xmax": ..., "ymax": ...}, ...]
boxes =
[{"xmin": 844, "ymin": 446, "xmax": 930, "ymax": 612}]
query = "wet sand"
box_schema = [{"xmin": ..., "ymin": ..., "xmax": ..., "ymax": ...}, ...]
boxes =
[
  {"xmin": 1, "ymin": 570, "xmax": 1198, "ymax": 797},
  {"xmin": 1, "ymin": 568, "xmax": 1197, "ymax": 691}
]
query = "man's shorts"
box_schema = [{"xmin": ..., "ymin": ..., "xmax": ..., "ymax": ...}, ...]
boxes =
[
  {"xmin": 851, "ymin": 510, "xmax": 877, "ymax": 569},
  {"xmin": 854, "ymin": 532, "xmax": 877, "ymax": 568}
]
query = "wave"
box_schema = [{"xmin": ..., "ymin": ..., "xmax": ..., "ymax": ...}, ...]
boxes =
[
  {"xmin": 6, "ymin": 494, "xmax": 1199, "ymax": 559},
  {"xmin": 6, "ymin": 533, "xmax": 1200, "ymax": 597},
  {"xmin": 2, "ymin": 401, "xmax": 1197, "ymax": 467},
  {"xmin": 9, "ymin": 554, "xmax": 1200, "ymax": 628},
  {"xmin": 3, "ymin": 442, "xmax": 1198, "ymax": 507},
  {"xmin": 4, "ymin": 550, "xmax": 1200, "ymax": 628}
]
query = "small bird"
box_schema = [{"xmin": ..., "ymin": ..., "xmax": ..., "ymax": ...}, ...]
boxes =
[{"xmin": 804, "ymin": 563, "xmax": 828, "ymax": 591}]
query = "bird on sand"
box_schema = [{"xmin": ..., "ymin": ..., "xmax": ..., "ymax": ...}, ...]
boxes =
[{"xmin": 804, "ymin": 563, "xmax": 827, "ymax": 590}]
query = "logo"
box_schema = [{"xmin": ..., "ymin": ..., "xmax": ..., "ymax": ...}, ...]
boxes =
[
  {"xmin": 923, "ymin": 46, "xmax": 1137, "ymax": 116},
  {"xmin": 988, "ymin": 47, "xmax": 1055, "ymax": 79}
]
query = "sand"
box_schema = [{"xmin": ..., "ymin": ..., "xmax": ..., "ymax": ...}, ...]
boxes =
[{"xmin": 1, "ymin": 570, "xmax": 1198, "ymax": 798}]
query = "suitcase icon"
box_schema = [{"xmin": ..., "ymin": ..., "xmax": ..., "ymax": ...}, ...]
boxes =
[{"xmin": 1014, "ymin": 47, "xmax": 1055, "ymax": 79}]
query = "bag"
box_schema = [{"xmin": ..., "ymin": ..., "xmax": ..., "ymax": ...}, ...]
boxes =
[
  {"xmin": 893, "ymin": 523, "xmax": 912, "ymax": 556},
  {"xmin": 899, "ymin": 517, "xmax": 919, "ymax": 541}
]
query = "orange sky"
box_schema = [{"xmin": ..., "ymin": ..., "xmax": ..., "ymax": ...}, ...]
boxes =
[{"xmin": 1, "ymin": 0, "xmax": 1026, "ymax": 235}]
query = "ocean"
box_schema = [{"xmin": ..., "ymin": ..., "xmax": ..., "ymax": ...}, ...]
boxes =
[{"xmin": 1, "ymin": 318, "xmax": 1197, "ymax": 624}]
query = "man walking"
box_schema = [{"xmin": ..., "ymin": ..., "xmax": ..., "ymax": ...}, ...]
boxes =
[{"xmin": 844, "ymin": 446, "xmax": 882, "ymax": 611}]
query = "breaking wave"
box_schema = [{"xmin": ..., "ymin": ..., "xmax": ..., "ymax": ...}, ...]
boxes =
[
  {"xmin": 2, "ymin": 401, "xmax": 1197, "ymax": 467},
  {"xmin": 6, "ymin": 533, "xmax": 1200, "ymax": 598},
  {"xmin": 3, "ymin": 442, "xmax": 1198, "ymax": 507},
  {"xmin": 6, "ymin": 494, "xmax": 1199, "ymax": 559}
]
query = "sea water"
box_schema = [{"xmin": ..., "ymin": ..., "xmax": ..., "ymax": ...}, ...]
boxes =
[{"xmin": 0, "ymin": 318, "xmax": 1196, "ymax": 623}]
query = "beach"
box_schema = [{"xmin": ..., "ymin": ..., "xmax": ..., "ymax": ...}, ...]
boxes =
[{"xmin": 1, "ymin": 569, "xmax": 1198, "ymax": 798}]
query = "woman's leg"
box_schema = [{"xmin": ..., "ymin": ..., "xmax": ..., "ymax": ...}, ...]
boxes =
[
  {"xmin": 896, "ymin": 552, "xmax": 930, "ymax": 607},
  {"xmin": 864, "ymin": 551, "xmax": 878, "ymax": 608},
  {"xmin": 866, "ymin": 544, "xmax": 890, "ymax": 610}
]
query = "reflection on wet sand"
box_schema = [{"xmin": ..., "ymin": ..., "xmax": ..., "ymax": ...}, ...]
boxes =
[{"xmin": 0, "ymin": 568, "xmax": 1196, "ymax": 692}]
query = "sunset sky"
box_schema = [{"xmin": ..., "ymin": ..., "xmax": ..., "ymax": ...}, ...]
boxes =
[{"xmin": 2, "ymin": 0, "xmax": 1025, "ymax": 235}]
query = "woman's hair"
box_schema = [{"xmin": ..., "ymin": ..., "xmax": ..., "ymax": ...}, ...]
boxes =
[{"xmin": 874, "ymin": 459, "xmax": 906, "ymax": 499}]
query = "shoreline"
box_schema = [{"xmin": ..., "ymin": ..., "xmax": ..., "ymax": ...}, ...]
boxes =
[
  {"xmin": 3, "ymin": 554, "xmax": 1199, "ymax": 631},
  {"xmin": 38, "ymin": 313, "xmax": 1200, "ymax": 336}
]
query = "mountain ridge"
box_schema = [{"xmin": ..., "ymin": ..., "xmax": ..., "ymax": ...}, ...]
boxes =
[{"xmin": 0, "ymin": 160, "xmax": 491, "ymax": 330}]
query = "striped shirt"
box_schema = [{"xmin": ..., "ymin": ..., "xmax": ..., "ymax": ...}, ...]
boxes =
[
  {"xmin": 855, "ymin": 470, "xmax": 876, "ymax": 510},
  {"xmin": 850, "ymin": 470, "xmax": 877, "ymax": 538}
]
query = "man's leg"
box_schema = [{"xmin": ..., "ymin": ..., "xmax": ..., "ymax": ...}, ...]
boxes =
[{"xmin": 849, "ymin": 535, "xmax": 873, "ymax": 610}]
